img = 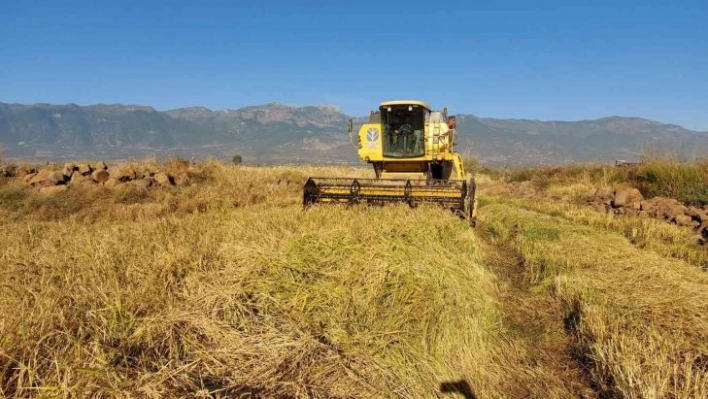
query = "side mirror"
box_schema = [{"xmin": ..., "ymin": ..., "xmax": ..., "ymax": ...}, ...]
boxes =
[{"xmin": 348, "ymin": 119, "xmax": 353, "ymax": 134}]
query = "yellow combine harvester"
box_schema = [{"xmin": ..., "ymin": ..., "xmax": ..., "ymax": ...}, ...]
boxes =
[{"xmin": 303, "ymin": 100, "xmax": 477, "ymax": 225}]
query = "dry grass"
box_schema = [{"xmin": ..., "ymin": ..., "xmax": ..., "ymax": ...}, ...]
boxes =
[
  {"xmin": 513, "ymin": 197, "xmax": 708, "ymax": 270},
  {"xmin": 479, "ymin": 196, "xmax": 708, "ymax": 398},
  {"xmin": 5, "ymin": 158, "xmax": 708, "ymax": 398},
  {"xmin": 501, "ymin": 156, "xmax": 708, "ymax": 205},
  {"xmin": 0, "ymin": 160, "xmax": 520, "ymax": 398}
]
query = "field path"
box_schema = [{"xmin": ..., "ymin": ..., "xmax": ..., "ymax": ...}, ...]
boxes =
[{"xmin": 477, "ymin": 231, "xmax": 597, "ymax": 398}]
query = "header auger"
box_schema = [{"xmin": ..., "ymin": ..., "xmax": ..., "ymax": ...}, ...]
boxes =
[{"xmin": 303, "ymin": 100, "xmax": 477, "ymax": 226}]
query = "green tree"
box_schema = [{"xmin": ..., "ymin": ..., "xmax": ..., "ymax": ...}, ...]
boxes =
[{"xmin": 232, "ymin": 154, "xmax": 243, "ymax": 165}]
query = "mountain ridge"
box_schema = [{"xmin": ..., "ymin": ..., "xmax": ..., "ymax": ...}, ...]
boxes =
[{"xmin": 1, "ymin": 101, "xmax": 706, "ymax": 165}]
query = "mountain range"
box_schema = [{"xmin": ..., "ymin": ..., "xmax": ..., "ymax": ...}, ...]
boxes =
[{"xmin": 1, "ymin": 101, "xmax": 706, "ymax": 166}]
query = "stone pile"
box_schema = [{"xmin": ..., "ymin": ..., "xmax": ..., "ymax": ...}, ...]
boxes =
[
  {"xmin": 1, "ymin": 161, "xmax": 183, "ymax": 193},
  {"xmin": 585, "ymin": 187, "xmax": 708, "ymax": 238}
]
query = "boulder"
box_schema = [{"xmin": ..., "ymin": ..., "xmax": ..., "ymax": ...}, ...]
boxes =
[
  {"xmin": 174, "ymin": 172, "xmax": 191, "ymax": 186},
  {"xmin": 91, "ymin": 169, "xmax": 110, "ymax": 184},
  {"xmin": 593, "ymin": 187, "xmax": 614, "ymax": 205},
  {"xmin": 0, "ymin": 164, "xmax": 17, "ymax": 177},
  {"xmin": 686, "ymin": 207, "xmax": 708, "ymax": 223},
  {"xmin": 654, "ymin": 198, "xmax": 680, "ymax": 219},
  {"xmin": 69, "ymin": 171, "xmax": 94, "ymax": 187},
  {"xmin": 134, "ymin": 177, "xmax": 154, "ymax": 190},
  {"xmin": 674, "ymin": 214, "xmax": 693, "ymax": 227},
  {"xmin": 29, "ymin": 170, "xmax": 66, "ymax": 187},
  {"xmin": 612, "ymin": 187, "xmax": 643, "ymax": 208},
  {"xmin": 63, "ymin": 163, "xmax": 77, "ymax": 176},
  {"xmin": 110, "ymin": 166, "xmax": 137, "ymax": 182},
  {"xmin": 664, "ymin": 204, "xmax": 688, "ymax": 221},
  {"xmin": 15, "ymin": 165, "xmax": 38, "ymax": 178},
  {"xmin": 153, "ymin": 171, "xmax": 174, "ymax": 187},
  {"xmin": 23, "ymin": 172, "xmax": 38, "ymax": 183},
  {"xmin": 39, "ymin": 185, "xmax": 68, "ymax": 195},
  {"xmin": 77, "ymin": 163, "xmax": 93, "ymax": 175},
  {"xmin": 640, "ymin": 200, "xmax": 658, "ymax": 217},
  {"xmin": 103, "ymin": 178, "xmax": 120, "ymax": 188}
]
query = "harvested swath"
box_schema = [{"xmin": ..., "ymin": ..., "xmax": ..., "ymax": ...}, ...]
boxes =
[
  {"xmin": 515, "ymin": 196, "xmax": 708, "ymax": 270},
  {"xmin": 481, "ymin": 201, "xmax": 708, "ymax": 398}
]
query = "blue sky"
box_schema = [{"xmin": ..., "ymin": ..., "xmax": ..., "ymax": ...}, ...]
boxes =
[{"xmin": 2, "ymin": 0, "xmax": 707, "ymax": 130}]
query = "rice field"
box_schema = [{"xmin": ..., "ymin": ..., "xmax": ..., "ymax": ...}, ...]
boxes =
[{"xmin": 1, "ymin": 159, "xmax": 707, "ymax": 398}]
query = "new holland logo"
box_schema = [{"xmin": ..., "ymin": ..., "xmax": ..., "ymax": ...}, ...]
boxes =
[{"xmin": 366, "ymin": 127, "xmax": 379, "ymax": 149}]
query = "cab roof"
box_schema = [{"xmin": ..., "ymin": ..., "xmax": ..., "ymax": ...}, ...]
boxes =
[{"xmin": 379, "ymin": 100, "xmax": 431, "ymax": 111}]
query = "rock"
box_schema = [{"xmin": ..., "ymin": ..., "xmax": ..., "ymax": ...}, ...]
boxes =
[
  {"xmin": 593, "ymin": 187, "xmax": 614, "ymax": 206},
  {"xmin": 174, "ymin": 172, "xmax": 191, "ymax": 186},
  {"xmin": 153, "ymin": 172, "xmax": 174, "ymax": 187},
  {"xmin": 91, "ymin": 169, "xmax": 110, "ymax": 183},
  {"xmin": 697, "ymin": 211, "xmax": 708, "ymax": 224},
  {"xmin": 687, "ymin": 207, "xmax": 701, "ymax": 218},
  {"xmin": 94, "ymin": 160, "xmax": 108, "ymax": 170},
  {"xmin": 134, "ymin": 177, "xmax": 154, "ymax": 190},
  {"xmin": 686, "ymin": 207, "xmax": 708, "ymax": 223},
  {"xmin": 77, "ymin": 163, "xmax": 93, "ymax": 175},
  {"xmin": 665, "ymin": 204, "xmax": 688, "ymax": 221},
  {"xmin": 23, "ymin": 172, "xmax": 38, "ymax": 183},
  {"xmin": 103, "ymin": 178, "xmax": 120, "ymax": 188},
  {"xmin": 29, "ymin": 170, "xmax": 67, "ymax": 187},
  {"xmin": 674, "ymin": 214, "xmax": 693, "ymax": 227},
  {"xmin": 39, "ymin": 185, "xmax": 68, "ymax": 195},
  {"xmin": 69, "ymin": 171, "xmax": 93, "ymax": 187},
  {"xmin": 14, "ymin": 165, "xmax": 37, "ymax": 178},
  {"xmin": 63, "ymin": 163, "xmax": 77, "ymax": 176},
  {"xmin": 0, "ymin": 164, "xmax": 17, "ymax": 177},
  {"xmin": 655, "ymin": 198, "xmax": 680, "ymax": 220},
  {"xmin": 613, "ymin": 188, "xmax": 643, "ymax": 208},
  {"xmin": 110, "ymin": 166, "xmax": 137, "ymax": 182},
  {"xmin": 640, "ymin": 200, "xmax": 655, "ymax": 210},
  {"xmin": 640, "ymin": 200, "xmax": 657, "ymax": 216}
]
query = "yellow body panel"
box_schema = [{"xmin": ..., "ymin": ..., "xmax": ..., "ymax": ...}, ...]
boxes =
[{"xmin": 357, "ymin": 122, "xmax": 454, "ymax": 161}]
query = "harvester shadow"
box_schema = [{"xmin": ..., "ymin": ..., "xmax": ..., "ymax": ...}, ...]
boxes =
[{"xmin": 440, "ymin": 380, "xmax": 477, "ymax": 399}]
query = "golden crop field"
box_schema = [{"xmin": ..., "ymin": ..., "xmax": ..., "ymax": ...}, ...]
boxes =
[{"xmin": 1, "ymin": 158, "xmax": 707, "ymax": 398}]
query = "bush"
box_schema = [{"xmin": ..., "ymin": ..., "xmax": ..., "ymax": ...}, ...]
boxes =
[
  {"xmin": 232, "ymin": 154, "xmax": 243, "ymax": 165},
  {"xmin": 629, "ymin": 158, "xmax": 708, "ymax": 205}
]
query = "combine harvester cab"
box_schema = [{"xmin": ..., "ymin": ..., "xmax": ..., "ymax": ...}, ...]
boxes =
[{"xmin": 303, "ymin": 100, "xmax": 477, "ymax": 226}]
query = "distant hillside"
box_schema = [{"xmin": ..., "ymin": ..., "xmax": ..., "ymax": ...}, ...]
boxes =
[
  {"xmin": 457, "ymin": 115, "xmax": 708, "ymax": 165},
  {"xmin": 1, "ymin": 101, "xmax": 706, "ymax": 165}
]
